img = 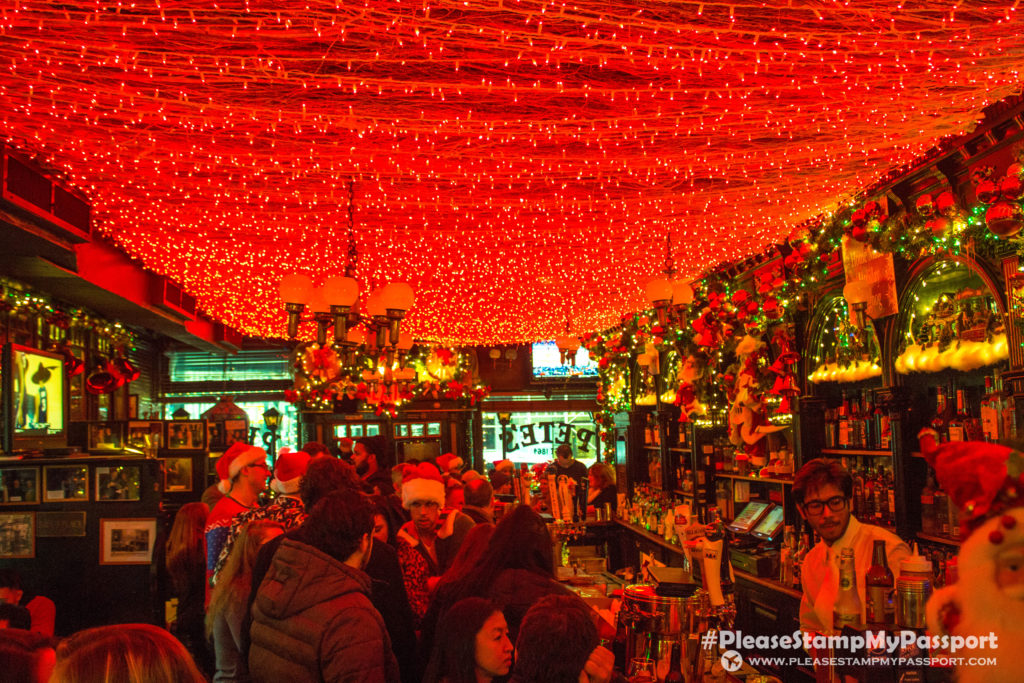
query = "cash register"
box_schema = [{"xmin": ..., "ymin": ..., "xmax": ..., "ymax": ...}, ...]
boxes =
[{"xmin": 728, "ymin": 501, "xmax": 785, "ymax": 577}]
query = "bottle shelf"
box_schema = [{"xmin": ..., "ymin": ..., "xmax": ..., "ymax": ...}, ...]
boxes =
[
  {"xmin": 820, "ymin": 448, "xmax": 892, "ymax": 457},
  {"xmin": 717, "ymin": 473, "xmax": 793, "ymax": 485},
  {"xmin": 917, "ymin": 532, "xmax": 962, "ymax": 547}
]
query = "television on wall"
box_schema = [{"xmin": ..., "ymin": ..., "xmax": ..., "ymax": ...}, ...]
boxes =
[
  {"xmin": 2, "ymin": 343, "xmax": 68, "ymax": 453},
  {"xmin": 530, "ymin": 340, "xmax": 599, "ymax": 380}
]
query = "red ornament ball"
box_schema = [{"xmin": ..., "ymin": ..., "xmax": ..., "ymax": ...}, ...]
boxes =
[
  {"xmin": 986, "ymin": 201, "xmax": 1024, "ymax": 238},
  {"xmin": 850, "ymin": 224, "xmax": 868, "ymax": 241},
  {"xmin": 1002, "ymin": 514, "xmax": 1018, "ymax": 529},
  {"xmin": 935, "ymin": 190, "xmax": 957, "ymax": 217},
  {"xmin": 1000, "ymin": 174, "xmax": 1024, "ymax": 201},
  {"xmin": 989, "ymin": 529, "xmax": 1005, "ymax": 545},
  {"xmin": 976, "ymin": 179, "xmax": 1000, "ymax": 204}
]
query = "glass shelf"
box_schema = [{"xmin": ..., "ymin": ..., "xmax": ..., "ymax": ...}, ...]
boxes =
[{"xmin": 819, "ymin": 448, "xmax": 892, "ymax": 457}]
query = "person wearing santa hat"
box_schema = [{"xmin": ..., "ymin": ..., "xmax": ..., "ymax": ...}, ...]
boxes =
[
  {"xmin": 436, "ymin": 452, "xmax": 465, "ymax": 481},
  {"xmin": 210, "ymin": 449, "xmax": 311, "ymax": 584},
  {"xmin": 397, "ymin": 462, "xmax": 475, "ymax": 580},
  {"xmin": 204, "ymin": 443, "xmax": 271, "ymax": 601},
  {"xmin": 921, "ymin": 434, "xmax": 1024, "ymax": 683}
]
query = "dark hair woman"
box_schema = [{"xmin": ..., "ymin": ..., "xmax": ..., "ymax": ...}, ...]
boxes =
[
  {"xmin": 419, "ymin": 505, "xmax": 587, "ymax": 676},
  {"xmin": 423, "ymin": 597, "xmax": 513, "ymax": 683},
  {"xmin": 164, "ymin": 502, "xmax": 210, "ymax": 673}
]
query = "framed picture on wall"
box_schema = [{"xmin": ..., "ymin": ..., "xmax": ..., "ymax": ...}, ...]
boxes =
[
  {"xmin": 167, "ymin": 420, "xmax": 207, "ymax": 450},
  {"xmin": 224, "ymin": 419, "xmax": 249, "ymax": 448},
  {"xmin": 43, "ymin": 465, "xmax": 89, "ymax": 502},
  {"xmin": 126, "ymin": 421, "xmax": 163, "ymax": 450},
  {"xmin": 161, "ymin": 457, "xmax": 193, "ymax": 492},
  {"xmin": 99, "ymin": 518, "xmax": 157, "ymax": 565},
  {"xmin": 0, "ymin": 467, "xmax": 40, "ymax": 504},
  {"xmin": 0, "ymin": 512, "xmax": 35, "ymax": 558},
  {"xmin": 36, "ymin": 511, "xmax": 87, "ymax": 538},
  {"xmin": 88, "ymin": 422, "xmax": 124, "ymax": 452},
  {"xmin": 95, "ymin": 465, "xmax": 142, "ymax": 502}
]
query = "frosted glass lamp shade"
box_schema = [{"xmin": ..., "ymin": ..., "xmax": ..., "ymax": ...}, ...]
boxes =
[
  {"xmin": 279, "ymin": 274, "xmax": 314, "ymax": 305},
  {"xmin": 672, "ymin": 281, "xmax": 694, "ymax": 305},
  {"xmin": 381, "ymin": 282, "xmax": 415, "ymax": 312},
  {"xmin": 645, "ymin": 278, "xmax": 674, "ymax": 305},
  {"xmin": 307, "ymin": 287, "xmax": 330, "ymax": 314},
  {"xmin": 323, "ymin": 275, "xmax": 359, "ymax": 308},
  {"xmin": 366, "ymin": 288, "xmax": 388, "ymax": 318}
]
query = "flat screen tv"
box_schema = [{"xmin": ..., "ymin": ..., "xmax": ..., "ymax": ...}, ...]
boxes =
[
  {"xmin": 530, "ymin": 340, "xmax": 599, "ymax": 380},
  {"xmin": 2, "ymin": 343, "xmax": 68, "ymax": 453}
]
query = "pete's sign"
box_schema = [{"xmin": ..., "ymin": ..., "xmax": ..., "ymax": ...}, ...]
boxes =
[{"xmin": 502, "ymin": 420, "xmax": 597, "ymax": 454}]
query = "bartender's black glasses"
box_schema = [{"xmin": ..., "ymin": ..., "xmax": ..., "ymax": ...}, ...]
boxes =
[{"xmin": 801, "ymin": 495, "xmax": 847, "ymax": 516}]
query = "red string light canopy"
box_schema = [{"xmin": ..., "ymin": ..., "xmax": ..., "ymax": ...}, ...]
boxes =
[{"xmin": 0, "ymin": 1, "xmax": 1022, "ymax": 345}]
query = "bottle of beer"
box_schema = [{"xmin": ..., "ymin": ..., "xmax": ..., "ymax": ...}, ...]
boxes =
[
  {"xmin": 865, "ymin": 539, "xmax": 894, "ymax": 628},
  {"xmin": 664, "ymin": 641, "xmax": 685, "ymax": 683},
  {"xmin": 833, "ymin": 547, "xmax": 862, "ymax": 631}
]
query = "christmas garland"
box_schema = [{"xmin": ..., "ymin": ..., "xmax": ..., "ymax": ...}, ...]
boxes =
[
  {"xmin": 284, "ymin": 342, "xmax": 490, "ymax": 417},
  {"xmin": 583, "ymin": 151, "xmax": 1024, "ymax": 445}
]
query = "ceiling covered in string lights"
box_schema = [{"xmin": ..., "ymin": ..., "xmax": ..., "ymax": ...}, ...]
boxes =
[{"xmin": 0, "ymin": 1, "xmax": 1022, "ymax": 345}]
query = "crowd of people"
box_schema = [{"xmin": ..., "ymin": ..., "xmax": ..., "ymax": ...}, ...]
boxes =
[{"xmin": 0, "ymin": 436, "xmax": 623, "ymax": 683}]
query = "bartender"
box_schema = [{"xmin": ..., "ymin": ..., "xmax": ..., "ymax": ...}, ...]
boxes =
[{"xmin": 794, "ymin": 458, "xmax": 910, "ymax": 634}]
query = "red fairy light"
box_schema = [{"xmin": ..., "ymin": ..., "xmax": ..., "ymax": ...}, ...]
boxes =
[{"xmin": 0, "ymin": 6, "xmax": 1018, "ymax": 343}]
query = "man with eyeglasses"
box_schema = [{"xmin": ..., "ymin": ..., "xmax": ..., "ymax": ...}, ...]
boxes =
[
  {"xmin": 204, "ymin": 443, "xmax": 271, "ymax": 602},
  {"xmin": 793, "ymin": 458, "xmax": 910, "ymax": 636}
]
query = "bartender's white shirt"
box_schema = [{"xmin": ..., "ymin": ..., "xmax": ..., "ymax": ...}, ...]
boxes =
[{"xmin": 799, "ymin": 515, "xmax": 911, "ymax": 634}]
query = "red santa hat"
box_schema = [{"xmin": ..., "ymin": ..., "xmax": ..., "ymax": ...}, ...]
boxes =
[
  {"xmin": 271, "ymin": 450, "xmax": 311, "ymax": 495},
  {"xmin": 401, "ymin": 462, "xmax": 446, "ymax": 510},
  {"xmin": 918, "ymin": 430, "xmax": 1024, "ymax": 541},
  {"xmin": 215, "ymin": 442, "xmax": 268, "ymax": 494},
  {"xmin": 436, "ymin": 452, "xmax": 464, "ymax": 474}
]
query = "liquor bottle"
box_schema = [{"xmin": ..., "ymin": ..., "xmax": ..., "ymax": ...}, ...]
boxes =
[
  {"xmin": 872, "ymin": 467, "xmax": 887, "ymax": 526},
  {"xmin": 792, "ymin": 530, "xmax": 810, "ymax": 589},
  {"xmin": 934, "ymin": 488, "xmax": 950, "ymax": 537},
  {"xmin": 833, "ymin": 547, "xmax": 863, "ymax": 631},
  {"xmin": 980, "ymin": 375, "xmax": 1001, "ymax": 442},
  {"xmin": 865, "ymin": 539, "xmax": 895, "ymax": 628},
  {"xmin": 877, "ymin": 404, "xmax": 891, "ymax": 450},
  {"xmin": 862, "ymin": 466, "xmax": 876, "ymax": 520},
  {"xmin": 837, "ymin": 391, "xmax": 851, "ymax": 448},
  {"xmin": 779, "ymin": 525, "xmax": 796, "ymax": 585},
  {"xmin": 1003, "ymin": 393, "xmax": 1017, "ymax": 441},
  {"xmin": 823, "ymin": 407, "xmax": 835, "ymax": 449},
  {"xmin": 920, "ymin": 472, "xmax": 936, "ymax": 535},
  {"xmin": 852, "ymin": 466, "xmax": 866, "ymax": 519},
  {"xmin": 947, "ymin": 389, "xmax": 967, "ymax": 442},
  {"xmin": 931, "ymin": 386, "xmax": 949, "ymax": 442},
  {"xmin": 884, "ymin": 467, "xmax": 896, "ymax": 528},
  {"xmin": 862, "ymin": 390, "xmax": 876, "ymax": 449},
  {"xmin": 849, "ymin": 394, "xmax": 862, "ymax": 449},
  {"xmin": 664, "ymin": 641, "xmax": 685, "ymax": 683}
]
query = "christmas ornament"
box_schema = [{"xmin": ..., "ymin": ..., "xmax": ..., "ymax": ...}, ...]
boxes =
[{"xmin": 985, "ymin": 201, "xmax": 1024, "ymax": 238}]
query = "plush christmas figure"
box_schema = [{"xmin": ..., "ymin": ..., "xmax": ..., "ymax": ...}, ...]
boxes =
[
  {"xmin": 727, "ymin": 335, "xmax": 785, "ymax": 465},
  {"xmin": 918, "ymin": 431, "xmax": 1024, "ymax": 683}
]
